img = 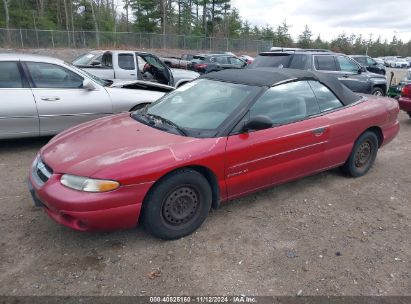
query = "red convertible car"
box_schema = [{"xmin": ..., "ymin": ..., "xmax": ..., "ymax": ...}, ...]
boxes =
[{"xmin": 28, "ymin": 68, "xmax": 400, "ymax": 239}]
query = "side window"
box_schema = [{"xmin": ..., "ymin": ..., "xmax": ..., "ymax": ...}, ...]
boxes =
[
  {"xmin": 366, "ymin": 57, "xmax": 376, "ymax": 66},
  {"xmin": 118, "ymin": 54, "xmax": 135, "ymax": 70},
  {"xmin": 142, "ymin": 55, "xmax": 166, "ymax": 71},
  {"xmin": 289, "ymin": 54, "xmax": 308, "ymax": 69},
  {"xmin": 26, "ymin": 62, "xmax": 83, "ymax": 89},
  {"xmin": 309, "ymin": 81, "xmax": 343, "ymax": 112},
  {"xmin": 314, "ymin": 56, "xmax": 337, "ymax": 71},
  {"xmin": 101, "ymin": 53, "xmax": 113, "ymax": 67},
  {"xmin": 0, "ymin": 62, "xmax": 23, "ymax": 88},
  {"xmin": 337, "ymin": 56, "xmax": 360, "ymax": 73},
  {"xmin": 354, "ymin": 57, "xmax": 367, "ymax": 65},
  {"xmin": 229, "ymin": 57, "xmax": 244, "ymax": 66},
  {"xmin": 215, "ymin": 56, "xmax": 228, "ymax": 64},
  {"xmin": 249, "ymin": 81, "xmax": 320, "ymax": 126}
]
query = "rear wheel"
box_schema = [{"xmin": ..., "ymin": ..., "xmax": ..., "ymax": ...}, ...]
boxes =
[
  {"xmin": 142, "ymin": 169, "xmax": 212, "ymax": 240},
  {"xmin": 371, "ymin": 87, "xmax": 384, "ymax": 96},
  {"xmin": 341, "ymin": 131, "xmax": 379, "ymax": 177}
]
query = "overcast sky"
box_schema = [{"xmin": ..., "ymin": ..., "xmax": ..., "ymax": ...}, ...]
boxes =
[{"xmin": 232, "ymin": 0, "xmax": 411, "ymax": 42}]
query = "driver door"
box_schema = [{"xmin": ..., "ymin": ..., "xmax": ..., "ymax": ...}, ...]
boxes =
[
  {"xmin": 225, "ymin": 81, "xmax": 330, "ymax": 199},
  {"xmin": 24, "ymin": 61, "xmax": 112, "ymax": 135}
]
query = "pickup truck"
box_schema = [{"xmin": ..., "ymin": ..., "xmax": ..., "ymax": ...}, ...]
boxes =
[{"xmin": 73, "ymin": 50, "xmax": 199, "ymax": 88}]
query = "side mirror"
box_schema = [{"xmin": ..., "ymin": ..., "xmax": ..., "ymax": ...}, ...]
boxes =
[
  {"xmin": 358, "ymin": 66, "xmax": 367, "ymax": 74},
  {"xmin": 83, "ymin": 79, "xmax": 96, "ymax": 91},
  {"xmin": 243, "ymin": 115, "xmax": 272, "ymax": 132}
]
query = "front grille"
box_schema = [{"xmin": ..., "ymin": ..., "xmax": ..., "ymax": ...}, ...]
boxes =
[{"xmin": 33, "ymin": 158, "xmax": 53, "ymax": 185}]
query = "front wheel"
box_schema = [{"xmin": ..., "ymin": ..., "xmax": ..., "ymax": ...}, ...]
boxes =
[
  {"xmin": 340, "ymin": 131, "xmax": 379, "ymax": 177},
  {"xmin": 142, "ymin": 169, "xmax": 212, "ymax": 240},
  {"xmin": 371, "ymin": 87, "xmax": 384, "ymax": 96}
]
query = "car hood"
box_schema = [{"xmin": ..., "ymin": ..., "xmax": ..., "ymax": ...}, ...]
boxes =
[
  {"xmin": 171, "ymin": 68, "xmax": 200, "ymax": 79},
  {"xmin": 40, "ymin": 114, "xmax": 222, "ymax": 181},
  {"xmin": 364, "ymin": 71, "xmax": 386, "ymax": 79}
]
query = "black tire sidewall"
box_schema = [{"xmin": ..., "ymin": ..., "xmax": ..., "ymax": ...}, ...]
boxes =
[
  {"xmin": 142, "ymin": 169, "xmax": 212, "ymax": 240},
  {"xmin": 345, "ymin": 132, "xmax": 379, "ymax": 177},
  {"xmin": 371, "ymin": 87, "xmax": 384, "ymax": 96}
]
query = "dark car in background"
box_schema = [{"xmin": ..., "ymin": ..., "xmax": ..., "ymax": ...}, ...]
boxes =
[
  {"xmin": 350, "ymin": 55, "xmax": 386, "ymax": 75},
  {"xmin": 188, "ymin": 54, "xmax": 247, "ymax": 74},
  {"xmin": 250, "ymin": 49, "xmax": 388, "ymax": 96}
]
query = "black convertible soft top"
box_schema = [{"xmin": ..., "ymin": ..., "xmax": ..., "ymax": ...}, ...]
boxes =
[{"xmin": 201, "ymin": 67, "xmax": 362, "ymax": 106}]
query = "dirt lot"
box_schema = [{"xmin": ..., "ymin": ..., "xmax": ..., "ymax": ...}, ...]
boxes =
[{"xmin": 0, "ymin": 109, "xmax": 410, "ymax": 296}]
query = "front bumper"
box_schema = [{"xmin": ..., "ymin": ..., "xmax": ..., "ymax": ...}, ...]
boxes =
[
  {"xmin": 28, "ymin": 161, "xmax": 154, "ymax": 232},
  {"xmin": 398, "ymin": 96, "xmax": 411, "ymax": 112}
]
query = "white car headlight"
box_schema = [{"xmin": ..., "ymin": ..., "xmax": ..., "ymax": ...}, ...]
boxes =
[{"xmin": 60, "ymin": 174, "xmax": 120, "ymax": 192}]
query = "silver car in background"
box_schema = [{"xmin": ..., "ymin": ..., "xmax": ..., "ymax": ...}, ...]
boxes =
[{"xmin": 0, "ymin": 54, "xmax": 172, "ymax": 139}]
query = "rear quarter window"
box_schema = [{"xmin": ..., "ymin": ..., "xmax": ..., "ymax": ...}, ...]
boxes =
[
  {"xmin": 289, "ymin": 54, "xmax": 309, "ymax": 69},
  {"xmin": 314, "ymin": 56, "xmax": 337, "ymax": 71},
  {"xmin": 309, "ymin": 80, "xmax": 343, "ymax": 112},
  {"xmin": 251, "ymin": 54, "xmax": 291, "ymax": 68}
]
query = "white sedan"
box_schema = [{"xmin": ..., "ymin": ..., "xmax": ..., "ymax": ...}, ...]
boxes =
[{"xmin": 0, "ymin": 54, "xmax": 172, "ymax": 139}]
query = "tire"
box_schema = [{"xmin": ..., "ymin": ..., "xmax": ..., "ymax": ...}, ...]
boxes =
[
  {"xmin": 408, "ymin": 112, "xmax": 411, "ymax": 119},
  {"xmin": 371, "ymin": 87, "xmax": 384, "ymax": 96},
  {"xmin": 142, "ymin": 169, "xmax": 212, "ymax": 240},
  {"xmin": 340, "ymin": 131, "xmax": 379, "ymax": 177}
]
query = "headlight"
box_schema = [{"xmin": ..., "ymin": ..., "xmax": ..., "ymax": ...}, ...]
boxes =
[{"xmin": 60, "ymin": 174, "xmax": 120, "ymax": 192}]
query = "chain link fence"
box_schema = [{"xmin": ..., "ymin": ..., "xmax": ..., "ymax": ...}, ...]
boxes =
[{"xmin": 0, "ymin": 28, "xmax": 272, "ymax": 53}]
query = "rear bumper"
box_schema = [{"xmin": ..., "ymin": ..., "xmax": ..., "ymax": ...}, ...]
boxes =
[
  {"xmin": 398, "ymin": 97, "xmax": 411, "ymax": 112},
  {"xmin": 28, "ymin": 172, "xmax": 153, "ymax": 232}
]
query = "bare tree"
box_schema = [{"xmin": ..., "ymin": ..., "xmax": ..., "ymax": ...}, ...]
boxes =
[
  {"xmin": 38, "ymin": 0, "xmax": 44, "ymax": 18},
  {"xmin": 89, "ymin": 0, "xmax": 100, "ymax": 48},
  {"xmin": 2, "ymin": 0, "xmax": 11, "ymax": 44},
  {"xmin": 63, "ymin": 0, "xmax": 71, "ymax": 46},
  {"xmin": 123, "ymin": 0, "xmax": 131, "ymax": 32},
  {"xmin": 70, "ymin": 0, "xmax": 76, "ymax": 46}
]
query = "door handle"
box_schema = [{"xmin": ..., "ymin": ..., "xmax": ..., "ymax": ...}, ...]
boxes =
[
  {"xmin": 41, "ymin": 97, "xmax": 60, "ymax": 101},
  {"xmin": 312, "ymin": 127, "xmax": 326, "ymax": 136},
  {"xmin": 130, "ymin": 73, "xmax": 136, "ymax": 76},
  {"xmin": 342, "ymin": 74, "xmax": 349, "ymax": 78}
]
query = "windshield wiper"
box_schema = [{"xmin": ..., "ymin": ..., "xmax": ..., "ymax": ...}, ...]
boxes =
[{"xmin": 146, "ymin": 113, "xmax": 187, "ymax": 136}]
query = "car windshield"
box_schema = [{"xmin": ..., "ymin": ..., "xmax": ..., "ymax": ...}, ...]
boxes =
[
  {"xmin": 66, "ymin": 62, "xmax": 110, "ymax": 87},
  {"xmin": 72, "ymin": 53, "xmax": 98, "ymax": 66},
  {"xmin": 132, "ymin": 79, "xmax": 259, "ymax": 137}
]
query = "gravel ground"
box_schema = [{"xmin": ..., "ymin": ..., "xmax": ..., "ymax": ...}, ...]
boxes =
[{"xmin": 0, "ymin": 111, "xmax": 410, "ymax": 296}]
